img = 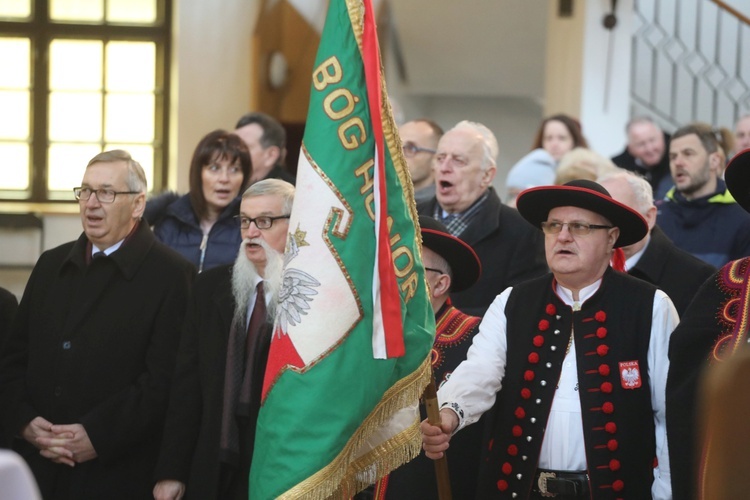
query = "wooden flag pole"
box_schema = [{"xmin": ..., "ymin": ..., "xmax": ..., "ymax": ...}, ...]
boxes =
[{"xmin": 423, "ymin": 377, "xmax": 453, "ymax": 500}]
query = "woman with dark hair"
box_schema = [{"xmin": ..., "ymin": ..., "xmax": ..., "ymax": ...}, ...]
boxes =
[
  {"xmin": 145, "ymin": 129, "xmax": 252, "ymax": 272},
  {"xmin": 505, "ymin": 113, "xmax": 588, "ymax": 206}
]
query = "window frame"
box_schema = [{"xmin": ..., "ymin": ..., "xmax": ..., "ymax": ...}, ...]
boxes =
[{"xmin": 0, "ymin": 0, "xmax": 172, "ymax": 206}]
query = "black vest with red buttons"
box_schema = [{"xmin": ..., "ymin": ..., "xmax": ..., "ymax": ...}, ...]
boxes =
[{"xmin": 476, "ymin": 269, "xmax": 657, "ymax": 499}]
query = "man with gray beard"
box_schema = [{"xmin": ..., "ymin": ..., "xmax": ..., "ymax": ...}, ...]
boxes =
[{"xmin": 153, "ymin": 179, "xmax": 294, "ymax": 500}]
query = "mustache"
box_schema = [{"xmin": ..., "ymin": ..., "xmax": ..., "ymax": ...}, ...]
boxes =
[{"xmin": 242, "ymin": 237, "xmax": 271, "ymax": 251}]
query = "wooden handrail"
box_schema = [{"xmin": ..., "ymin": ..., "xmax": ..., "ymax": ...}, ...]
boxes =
[{"xmin": 711, "ymin": 0, "xmax": 750, "ymax": 26}]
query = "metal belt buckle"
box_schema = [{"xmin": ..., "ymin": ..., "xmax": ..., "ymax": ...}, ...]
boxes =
[{"xmin": 538, "ymin": 471, "xmax": 557, "ymax": 497}]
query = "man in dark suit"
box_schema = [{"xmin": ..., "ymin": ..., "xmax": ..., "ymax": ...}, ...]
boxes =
[
  {"xmin": 417, "ymin": 120, "xmax": 547, "ymax": 317},
  {"xmin": 0, "ymin": 286, "xmax": 18, "ymax": 448},
  {"xmin": 0, "ymin": 150, "xmax": 195, "ymax": 499},
  {"xmin": 611, "ymin": 116, "xmax": 673, "ymax": 201},
  {"xmin": 599, "ymin": 171, "xmax": 715, "ymax": 315},
  {"xmin": 0, "ymin": 286, "xmax": 18, "ymax": 357},
  {"xmin": 234, "ymin": 112, "xmax": 296, "ymax": 185},
  {"xmin": 153, "ymin": 179, "xmax": 294, "ymax": 500}
]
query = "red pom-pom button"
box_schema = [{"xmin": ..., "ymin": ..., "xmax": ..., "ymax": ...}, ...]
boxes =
[
  {"xmin": 596, "ymin": 327, "xmax": 607, "ymax": 338},
  {"xmin": 601, "ymin": 382, "xmax": 613, "ymax": 393},
  {"xmin": 508, "ymin": 444, "xmax": 518, "ymax": 456},
  {"xmin": 538, "ymin": 319, "xmax": 550, "ymax": 331},
  {"xmin": 497, "ymin": 480, "xmax": 508, "ymax": 491},
  {"xmin": 512, "ymin": 425, "xmax": 522, "ymax": 437},
  {"xmin": 609, "ymin": 459, "xmax": 621, "ymax": 471},
  {"xmin": 612, "ymin": 480, "xmax": 624, "ymax": 492},
  {"xmin": 514, "ymin": 407, "xmax": 526, "ymax": 419},
  {"xmin": 524, "ymin": 370, "xmax": 535, "ymax": 381},
  {"xmin": 521, "ymin": 388, "xmax": 531, "ymax": 399},
  {"xmin": 533, "ymin": 335, "xmax": 545, "ymax": 347},
  {"xmin": 605, "ymin": 422, "xmax": 617, "ymax": 434},
  {"xmin": 528, "ymin": 352, "xmax": 540, "ymax": 364},
  {"xmin": 595, "ymin": 311, "xmax": 607, "ymax": 322},
  {"xmin": 607, "ymin": 439, "xmax": 618, "ymax": 451},
  {"xmin": 602, "ymin": 402, "xmax": 614, "ymax": 414},
  {"xmin": 502, "ymin": 462, "xmax": 512, "ymax": 475},
  {"xmin": 597, "ymin": 345, "xmax": 609, "ymax": 356},
  {"xmin": 599, "ymin": 364, "xmax": 611, "ymax": 376},
  {"xmin": 546, "ymin": 304, "xmax": 556, "ymax": 315}
]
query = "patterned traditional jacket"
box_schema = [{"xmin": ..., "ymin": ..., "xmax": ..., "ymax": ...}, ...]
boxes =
[
  {"xmin": 667, "ymin": 257, "xmax": 750, "ymax": 500},
  {"xmin": 376, "ymin": 302, "xmax": 482, "ymax": 499},
  {"xmin": 478, "ymin": 270, "xmax": 658, "ymax": 500}
]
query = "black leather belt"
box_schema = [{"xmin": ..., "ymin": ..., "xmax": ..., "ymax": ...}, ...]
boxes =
[{"xmin": 531, "ymin": 469, "xmax": 590, "ymax": 498}]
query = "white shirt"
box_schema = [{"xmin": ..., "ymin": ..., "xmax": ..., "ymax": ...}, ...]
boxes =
[
  {"xmin": 92, "ymin": 239, "xmax": 124, "ymax": 257},
  {"xmin": 438, "ymin": 279, "xmax": 677, "ymax": 500}
]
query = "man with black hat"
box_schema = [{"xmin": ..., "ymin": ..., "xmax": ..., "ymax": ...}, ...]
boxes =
[
  {"xmin": 666, "ymin": 148, "xmax": 750, "ymax": 500},
  {"xmin": 421, "ymin": 180, "xmax": 678, "ymax": 499},
  {"xmin": 375, "ymin": 215, "xmax": 483, "ymax": 499}
]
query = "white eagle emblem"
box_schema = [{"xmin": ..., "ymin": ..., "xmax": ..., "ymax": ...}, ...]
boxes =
[
  {"xmin": 622, "ymin": 368, "xmax": 639, "ymax": 386},
  {"xmin": 276, "ymin": 268, "xmax": 320, "ymax": 333},
  {"xmin": 619, "ymin": 360, "xmax": 642, "ymax": 389}
]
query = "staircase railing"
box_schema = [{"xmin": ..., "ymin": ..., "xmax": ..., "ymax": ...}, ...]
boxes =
[{"xmin": 630, "ymin": 0, "xmax": 750, "ymax": 131}]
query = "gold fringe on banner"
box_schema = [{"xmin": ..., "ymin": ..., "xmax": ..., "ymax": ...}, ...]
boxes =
[{"xmin": 278, "ymin": 354, "xmax": 432, "ymax": 499}]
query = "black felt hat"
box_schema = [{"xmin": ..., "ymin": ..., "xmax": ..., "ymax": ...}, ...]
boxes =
[
  {"xmin": 515, "ymin": 179, "xmax": 648, "ymax": 248},
  {"xmin": 725, "ymin": 148, "xmax": 750, "ymax": 213},
  {"xmin": 419, "ymin": 215, "xmax": 481, "ymax": 292}
]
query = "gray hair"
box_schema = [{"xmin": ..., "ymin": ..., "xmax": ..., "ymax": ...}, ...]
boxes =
[
  {"xmin": 242, "ymin": 178, "xmax": 295, "ymax": 214},
  {"xmin": 625, "ymin": 116, "xmax": 662, "ymax": 134},
  {"xmin": 450, "ymin": 120, "xmax": 499, "ymax": 170},
  {"xmin": 87, "ymin": 149, "xmax": 147, "ymax": 193},
  {"xmin": 598, "ymin": 170, "xmax": 654, "ymax": 215}
]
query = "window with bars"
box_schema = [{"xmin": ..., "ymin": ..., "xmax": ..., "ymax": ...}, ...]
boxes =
[{"xmin": 0, "ymin": 0, "xmax": 170, "ymax": 204}]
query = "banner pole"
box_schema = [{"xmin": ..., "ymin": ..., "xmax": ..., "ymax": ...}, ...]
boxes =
[{"xmin": 423, "ymin": 376, "xmax": 453, "ymax": 500}]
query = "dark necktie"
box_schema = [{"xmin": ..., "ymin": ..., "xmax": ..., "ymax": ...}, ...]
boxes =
[
  {"xmin": 92, "ymin": 251, "xmax": 106, "ymax": 259},
  {"xmin": 245, "ymin": 281, "xmax": 266, "ymax": 358}
]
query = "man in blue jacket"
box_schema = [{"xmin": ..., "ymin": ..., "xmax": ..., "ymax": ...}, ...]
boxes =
[{"xmin": 657, "ymin": 123, "xmax": 750, "ymax": 267}]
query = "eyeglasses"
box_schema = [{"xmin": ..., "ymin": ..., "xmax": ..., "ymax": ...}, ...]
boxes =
[
  {"xmin": 403, "ymin": 142, "xmax": 436, "ymax": 158},
  {"xmin": 73, "ymin": 187, "xmax": 139, "ymax": 203},
  {"xmin": 541, "ymin": 221, "xmax": 614, "ymax": 236},
  {"xmin": 235, "ymin": 214, "xmax": 290, "ymax": 230},
  {"xmin": 203, "ymin": 164, "xmax": 243, "ymax": 176},
  {"xmin": 425, "ymin": 267, "xmax": 447, "ymax": 275}
]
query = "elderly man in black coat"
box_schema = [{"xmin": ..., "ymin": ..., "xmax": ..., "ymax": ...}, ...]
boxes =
[
  {"xmin": 0, "ymin": 150, "xmax": 195, "ymax": 499},
  {"xmin": 417, "ymin": 120, "xmax": 547, "ymax": 317},
  {"xmin": 153, "ymin": 179, "xmax": 294, "ymax": 500},
  {"xmin": 599, "ymin": 170, "xmax": 715, "ymax": 315}
]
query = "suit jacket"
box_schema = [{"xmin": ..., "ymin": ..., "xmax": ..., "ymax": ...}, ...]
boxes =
[
  {"xmin": 155, "ymin": 265, "xmax": 272, "ymax": 500},
  {"xmin": 0, "ymin": 287, "xmax": 18, "ymax": 448},
  {"xmin": 418, "ymin": 188, "xmax": 548, "ymax": 317},
  {"xmin": 0, "ymin": 223, "xmax": 195, "ymax": 500},
  {"xmin": 265, "ymin": 165, "xmax": 296, "ymax": 185},
  {"xmin": 629, "ymin": 226, "xmax": 716, "ymax": 316}
]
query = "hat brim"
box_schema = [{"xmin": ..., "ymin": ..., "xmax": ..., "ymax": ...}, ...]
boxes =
[
  {"xmin": 516, "ymin": 185, "xmax": 648, "ymax": 248},
  {"xmin": 725, "ymin": 148, "xmax": 750, "ymax": 213},
  {"xmin": 421, "ymin": 229, "xmax": 481, "ymax": 292}
]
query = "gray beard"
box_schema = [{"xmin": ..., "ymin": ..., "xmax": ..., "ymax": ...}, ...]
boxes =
[{"xmin": 231, "ymin": 238, "xmax": 284, "ymax": 326}]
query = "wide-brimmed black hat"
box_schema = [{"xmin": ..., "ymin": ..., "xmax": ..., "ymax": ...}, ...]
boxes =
[
  {"xmin": 515, "ymin": 179, "xmax": 648, "ymax": 248},
  {"xmin": 725, "ymin": 148, "xmax": 750, "ymax": 213},
  {"xmin": 419, "ymin": 215, "xmax": 481, "ymax": 292}
]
